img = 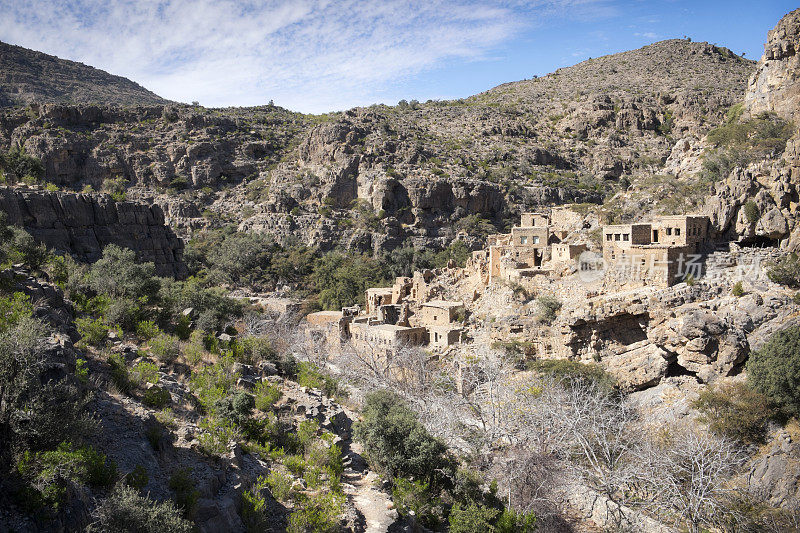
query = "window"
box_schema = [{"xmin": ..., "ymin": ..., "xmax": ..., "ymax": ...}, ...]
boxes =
[
  {"xmin": 606, "ymin": 234, "xmax": 612, "ymax": 241},
  {"xmin": 623, "ymin": 234, "xmax": 630, "ymax": 241},
  {"xmin": 666, "ymin": 228, "xmax": 672, "ymax": 235},
  {"xmin": 532, "ymin": 236, "xmax": 540, "ymax": 244},
  {"xmin": 520, "ymin": 236, "xmax": 528, "ymax": 245},
  {"xmin": 615, "ymin": 234, "xmax": 621, "ymax": 241},
  {"xmin": 675, "ymin": 228, "xmax": 681, "ymax": 236}
]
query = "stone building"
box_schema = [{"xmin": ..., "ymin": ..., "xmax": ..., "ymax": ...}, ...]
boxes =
[
  {"xmin": 602, "ymin": 215, "xmax": 711, "ymax": 287},
  {"xmin": 416, "ymin": 300, "xmax": 465, "ymax": 326},
  {"xmin": 551, "ymin": 243, "xmax": 588, "ymax": 267},
  {"xmin": 485, "ymin": 212, "xmax": 552, "ymax": 282},
  {"xmin": 350, "ymin": 321, "xmax": 427, "ymax": 352}
]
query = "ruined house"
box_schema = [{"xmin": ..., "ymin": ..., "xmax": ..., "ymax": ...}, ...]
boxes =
[{"xmin": 602, "ymin": 215, "xmax": 711, "ymax": 288}]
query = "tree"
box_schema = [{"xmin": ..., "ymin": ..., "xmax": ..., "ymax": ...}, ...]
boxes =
[
  {"xmin": 0, "ymin": 144, "xmax": 44, "ymax": 183},
  {"xmin": 747, "ymin": 326, "xmax": 800, "ymax": 418},
  {"xmin": 692, "ymin": 382, "xmax": 772, "ymax": 444},
  {"xmin": 643, "ymin": 427, "xmax": 746, "ymax": 533},
  {"xmin": 89, "ymin": 245, "xmax": 159, "ymax": 302},
  {"xmin": 354, "ymin": 390, "xmax": 455, "ymax": 487},
  {"xmin": 767, "ymin": 252, "xmax": 800, "ymax": 288},
  {"xmin": 312, "ymin": 253, "xmax": 388, "ymax": 310}
]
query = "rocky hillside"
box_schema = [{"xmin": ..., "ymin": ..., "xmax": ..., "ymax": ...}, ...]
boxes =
[
  {"xmin": 0, "ymin": 39, "xmax": 754, "ymax": 253},
  {"xmin": 0, "ymin": 41, "xmax": 167, "ymax": 108}
]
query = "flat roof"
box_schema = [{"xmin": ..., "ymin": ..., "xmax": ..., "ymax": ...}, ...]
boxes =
[
  {"xmin": 422, "ymin": 300, "xmax": 464, "ymax": 309},
  {"xmin": 366, "ymin": 287, "xmax": 393, "ymax": 294},
  {"xmin": 307, "ymin": 311, "xmax": 343, "ymax": 318}
]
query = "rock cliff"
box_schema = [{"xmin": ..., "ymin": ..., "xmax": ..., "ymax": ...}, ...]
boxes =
[{"xmin": 0, "ymin": 187, "xmax": 186, "ymax": 277}]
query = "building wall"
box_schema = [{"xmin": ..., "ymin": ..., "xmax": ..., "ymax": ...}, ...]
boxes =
[
  {"xmin": 429, "ymin": 327, "xmax": 462, "ymax": 349},
  {"xmin": 350, "ymin": 322, "xmax": 427, "ymax": 348},
  {"xmin": 520, "ymin": 213, "xmax": 549, "ymax": 227},
  {"xmin": 652, "ymin": 216, "xmax": 709, "ymax": 250},
  {"xmin": 419, "ymin": 304, "xmax": 462, "ymax": 326},
  {"xmin": 552, "ymin": 243, "xmax": 587, "ymax": 264},
  {"xmin": 365, "ymin": 288, "xmax": 394, "ymax": 315},
  {"xmin": 511, "ymin": 226, "xmax": 549, "ymax": 247},
  {"xmin": 605, "ymin": 245, "xmax": 695, "ymax": 288}
]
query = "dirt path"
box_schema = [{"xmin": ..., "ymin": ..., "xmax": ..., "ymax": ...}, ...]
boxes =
[{"xmin": 338, "ymin": 406, "xmax": 400, "ymax": 533}]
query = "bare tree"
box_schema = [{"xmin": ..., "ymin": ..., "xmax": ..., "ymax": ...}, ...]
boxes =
[{"xmin": 640, "ymin": 424, "xmax": 747, "ymax": 533}]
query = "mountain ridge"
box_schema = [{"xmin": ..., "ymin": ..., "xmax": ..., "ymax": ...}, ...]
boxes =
[{"xmin": 0, "ymin": 40, "xmax": 167, "ymax": 108}]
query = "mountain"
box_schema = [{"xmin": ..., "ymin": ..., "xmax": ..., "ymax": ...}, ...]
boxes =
[
  {"xmin": 0, "ymin": 38, "xmax": 756, "ymax": 254},
  {"xmin": 0, "ymin": 40, "xmax": 167, "ymax": 107}
]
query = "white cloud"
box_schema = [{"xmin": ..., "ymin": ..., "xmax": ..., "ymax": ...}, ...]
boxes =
[{"xmin": 0, "ymin": 0, "xmax": 614, "ymax": 112}]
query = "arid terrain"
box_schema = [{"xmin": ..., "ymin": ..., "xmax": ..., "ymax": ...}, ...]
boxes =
[{"xmin": 1, "ymin": 7, "xmax": 800, "ymax": 533}]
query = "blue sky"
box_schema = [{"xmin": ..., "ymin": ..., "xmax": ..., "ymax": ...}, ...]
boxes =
[{"xmin": 0, "ymin": 0, "xmax": 795, "ymax": 113}]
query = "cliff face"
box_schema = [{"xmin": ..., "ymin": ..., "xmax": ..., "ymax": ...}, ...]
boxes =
[
  {"xmin": 745, "ymin": 8, "xmax": 800, "ymax": 122},
  {"xmin": 701, "ymin": 9, "xmax": 800, "ymax": 249},
  {"xmin": 0, "ymin": 187, "xmax": 186, "ymax": 277}
]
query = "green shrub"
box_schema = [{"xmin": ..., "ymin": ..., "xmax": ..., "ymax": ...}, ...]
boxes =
[
  {"xmin": 108, "ymin": 352, "xmax": 131, "ymax": 394},
  {"xmin": 732, "ymin": 281, "xmax": 745, "ymax": 297},
  {"xmin": 125, "ymin": 465, "xmax": 149, "ymax": 490},
  {"xmin": 88, "ymin": 484, "xmax": 192, "ymax": 533},
  {"xmin": 241, "ymin": 476, "xmax": 270, "ymax": 533},
  {"xmin": 448, "ymin": 501, "xmax": 500, "ymax": 533},
  {"xmin": 312, "ymin": 252, "xmax": 389, "ymax": 310},
  {"xmin": 149, "ymin": 333, "xmax": 181, "ymax": 363},
  {"xmin": 297, "ymin": 419, "xmax": 320, "ymax": 449},
  {"xmin": 286, "ymin": 491, "xmax": 344, "ymax": 533},
  {"xmin": 142, "ymin": 386, "xmax": 171, "ymax": 409},
  {"xmin": 747, "ymin": 326, "xmax": 800, "ymax": 418},
  {"xmin": 236, "ymin": 336, "xmax": 278, "ymax": 365},
  {"xmin": 495, "ymin": 508, "xmax": 537, "ymax": 533},
  {"xmin": 77, "ymin": 316, "xmax": 110, "ymax": 346},
  {"xmin": 307, "ymin": 442, "xmax": 344, "ymax": 478},
  {"xmin": 2, "ymin": 227, "xmax": 49, "ymax": 270},
  {"xmin": 198, "ymin": 417, "xmax": 241, "ymax": 456},
  {"xmin": 744, "ymin": 200, "xmax": 760, "ymax": 224},
  {"xmin": 391, "ymin": 478, "xmax": 446, "ymax": 529},
  {"xmin": 284, "ymin": 454, "xmax": 307, "ymax": 476},
  {"xmin": 0, "ymin": 145, "xmax": 44, "ymax": 183},
  {"xmin": 88, "ymin": 245, "xmax": 160, "ymax": 303},
  {"xmin": 136, "ymin": 320, "xmax": 162, "ymax": 341},
  {"xmin": 254, "ymin": 381, "xmax": 281, "ymax": 411},
  {"xmin": 767, "ymin": 253, "xmax": 800, "ymax": 288},
  {"xmin": 528, "ymin": 359, "xmax": 616, "ymax": 392},
  {"xmin": 17, "ymin": 442, "xmax": 117, "ymax": 509},
  {"xmin": 168, "ymin": 469, "xmax": 199, "ymax": 516},
  {"xmin": 693, "ymin": 383, "xmax": 773, "ymax": 444},
  {"xmin": 266, "ymin": 469, "xmax": 293, "ymax": 501},
  {"xmin": 354, "ymin": 390, "xmax": 455, "ymax": 486},
  {"xmin": 296, "ymin": 362, "xmax": 346, "ymax": 398},
  {"xmin": 0, "ymin": 292, "xmax": 33, "ymax": 330},
  {"xmin": 131, "ymin": 361, "xmax": 159, "ymax": 385},
  {"xmin": 535, "ymin": 295, "xmax": 562, "ymax": 324},
  {"xmin": 75, "ymin": 358, "xmax": 89, "ymax": 384},
  {"xmin": 189, "ymin": 354, "xmax": 239, "ymax": 411},
  {"xmin": 102, "ymin": 177, "xmax": 129, "ymax": 202}
]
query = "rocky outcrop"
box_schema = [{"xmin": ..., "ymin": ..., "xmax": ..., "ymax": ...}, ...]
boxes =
[
  {"xmin": 745, "ymin": 8, "xmax": 800, "ymax": 122},
  {"xmin": 0, "ymin": 187, "xmax": 186, "ymax": 277},
  {"xmin": 558, "ymin": 249, "xmax": 797, "ymax": 389},
  {"xmin": 746, "ymin": 427, "xmax": 800, "ymax": 508}
]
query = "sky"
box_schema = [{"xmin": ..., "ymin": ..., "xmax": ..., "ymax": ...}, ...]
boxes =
[{"xmin": 0, "ymin": 0, "xmax": 796, "ymax": 113}]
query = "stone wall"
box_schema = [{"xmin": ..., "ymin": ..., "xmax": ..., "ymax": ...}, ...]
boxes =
[{"xmin": 0, "ymin": 187, "xmax": 186, "ymax": 278}]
